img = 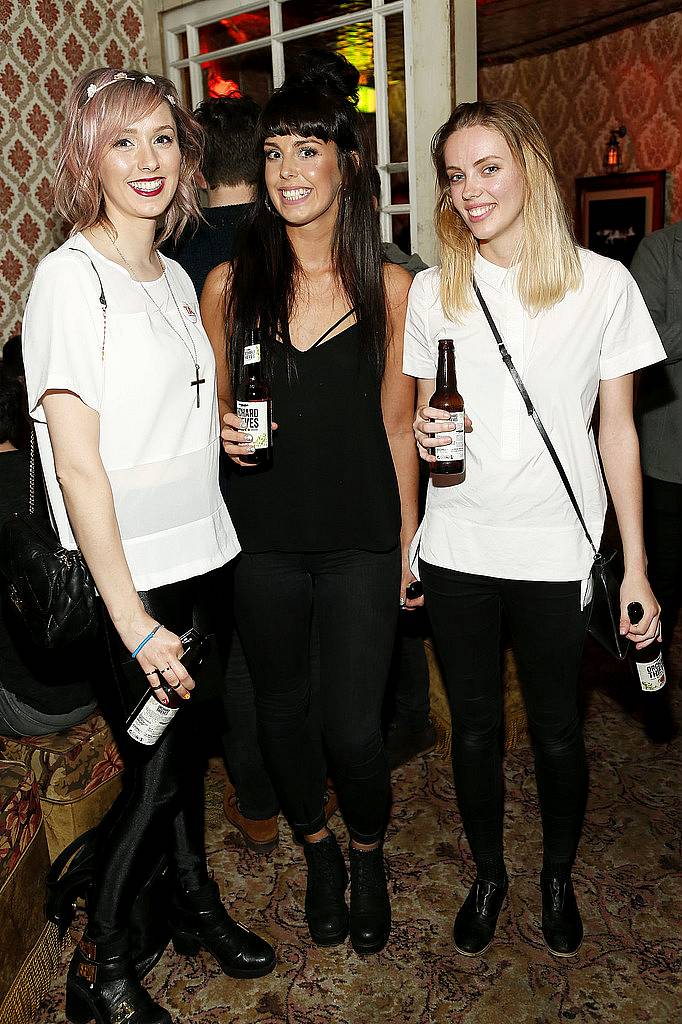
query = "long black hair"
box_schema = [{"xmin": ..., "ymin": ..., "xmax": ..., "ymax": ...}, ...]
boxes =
[{"xmin": 226, "ymin": 49, "xmax": 387, "ymax": 391}]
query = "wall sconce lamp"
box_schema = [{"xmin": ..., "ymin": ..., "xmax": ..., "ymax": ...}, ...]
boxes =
[{"xmin": 604, "ymin": 126, "xmax": 627, "ymax": 172}]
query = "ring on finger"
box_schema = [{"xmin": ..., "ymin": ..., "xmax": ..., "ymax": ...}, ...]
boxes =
[
  {"xmin": 167, "ymin": 679, "xmax": 181, "ymax": 690},
  {"xmin": 161, "ymin": 665, "xmax": 172, "ymax": 673},
  {"xmin": 149, "ymin": 679, "xmax": 163, "ymax": 690}
]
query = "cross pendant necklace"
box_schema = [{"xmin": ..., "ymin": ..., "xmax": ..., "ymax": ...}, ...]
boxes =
[
  {"xmin": 110, "ymin": 238, "xmax": 205, "ymax": 408},
  {"xmin": 191, "ymin": 363, "xmax": 205, "ymax": 408}
]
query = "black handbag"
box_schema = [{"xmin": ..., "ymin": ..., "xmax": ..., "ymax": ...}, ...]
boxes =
[
  {"xmin": 0, "ymin": 431, "xmax": 98, "ymax": 648},
  {"xmin": 474, "ymin": 281, "xmax": 630, "ymax": 661},
  {"xmin": 0, "ymin": 250, "xmax": 105, "ymax": 649}
]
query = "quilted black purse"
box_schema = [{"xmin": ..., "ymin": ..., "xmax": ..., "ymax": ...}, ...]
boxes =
[
  {"xmin": 0, "ymin": 431, "xmax": 97, "ymax": 648},
  {"xmin": 0, "ymin": 249, "xmax": 105, "ymax": 649},
  {"xmin": 474, "ymin": 281, "xmax": 630, "ymax": 661}
]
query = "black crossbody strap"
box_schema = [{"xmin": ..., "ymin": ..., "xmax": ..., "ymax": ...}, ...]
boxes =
[{"xmin": 473, "ymin": 279, "xmax": 598, "ymax": 559}]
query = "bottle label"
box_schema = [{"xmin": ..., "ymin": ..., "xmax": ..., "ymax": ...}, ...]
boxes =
[
  {"xmin": 237, "ymin": 400, "xmax": 270, "ymax": 450},
  {"xmin": 438, "ymin": 411, "xmax": 465, "ymax": 461},
  {"xmin": 244, "ymin": 344, "xmax": 261, "ymax": 365},
  {"xmin": 127, "ymin": 697, "xmax": 179, "ymax": 745},
  {"xmin": 636, "ymin": 652, "xmax": 666, "ymax": 692}
]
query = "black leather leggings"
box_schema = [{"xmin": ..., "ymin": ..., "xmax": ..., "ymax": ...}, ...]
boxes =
[{"xmin": 87, "ymin": 577, "xmax": 211, "ymax": 943}]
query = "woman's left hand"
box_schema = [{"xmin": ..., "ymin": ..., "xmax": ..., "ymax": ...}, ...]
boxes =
[
  {"xmin": 619, "ymin": 572, "xmax": 661, "ymax": 649},
  {"xmin": 400, "ymin": 560, "xmax": 424, "ymax": 611}
]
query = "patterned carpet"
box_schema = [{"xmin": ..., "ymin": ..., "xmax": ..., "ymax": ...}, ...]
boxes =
[{"xmin": 36, "ymin": 638, "xmax": 681, "ymax": 1024}]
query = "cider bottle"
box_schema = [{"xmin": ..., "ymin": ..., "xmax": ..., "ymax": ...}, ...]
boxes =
[
  {"xmin": 430, "ymin": 338, "xmax": 465, "ymax": 476},
  {"xmin": 627, "ymin": 602, "xmax": 666, "ymax": 692},
  {"xmin": 236, "ymin": 338, "xmax": 272, "ymax": 466}
]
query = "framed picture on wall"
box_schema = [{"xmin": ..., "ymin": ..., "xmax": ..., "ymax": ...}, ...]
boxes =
[{"xmin": 575, "ymin": 170, "xmax": 666, "ymax": 267}]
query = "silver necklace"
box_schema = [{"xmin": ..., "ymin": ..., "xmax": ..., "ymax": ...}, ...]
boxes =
[{"xmin": 111, "ymin": 239, "xmax": 205, "ymax": 408}]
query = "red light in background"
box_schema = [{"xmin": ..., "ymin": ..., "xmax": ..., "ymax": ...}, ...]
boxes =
[{"xmin": 206, "ymin": 68, "xmax": 241, "ymax": 98}]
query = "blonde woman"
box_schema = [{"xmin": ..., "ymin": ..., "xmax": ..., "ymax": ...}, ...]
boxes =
[
  {"xmin": 405, "ymin": 101, "xmax": 663, "ymax": 958},
  {"xmin": 23, "ymin": 68, "xmax": 274, "ymax": 1024}
]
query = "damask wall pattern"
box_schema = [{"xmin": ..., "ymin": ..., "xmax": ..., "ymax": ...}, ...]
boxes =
[
  {"xmin": 479, "ymin": 10, "xmax": 682, "ymax": 231},
  {"xmin": 0, "ymin": 0, "xmax": 147, "ymax": 345}
]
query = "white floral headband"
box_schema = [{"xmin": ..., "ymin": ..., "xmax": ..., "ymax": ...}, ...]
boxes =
[{"xmin": 82, "ymin": 71, "xmax": 177, "ymax": 107}]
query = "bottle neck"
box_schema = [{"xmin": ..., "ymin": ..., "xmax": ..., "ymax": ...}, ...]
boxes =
[
  {"xmin": 436, "ymin": 343, "xmax": 457, "ymax": 392},
  {"xmin": 243, "ymin": 341, "xmax": 263, "ymax": 381}
]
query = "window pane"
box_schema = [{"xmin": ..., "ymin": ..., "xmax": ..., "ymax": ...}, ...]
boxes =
[
  {"xmin": 282, "ymin": 0, "xmax": 370, "ymax": 32},
  {"xmin": 283, "ymin": 22, "xmax": 375, "ymax": 156},
  {"xmin": 198, "ymin": 7, "xmax": 270, "ymax": 55},
  {"xmin": 178, "ymin": 66, "xmax": 191, "ymax": 109},
  {"xmin": 201, "ymin": 49, "xmax": 273, "ymax": 104},
  {"xmin": 392, "ymin": 213, "xmax": 410, "ymax": 255},
  {"xmin": 386, "ymin": 13, "xmax": 407, "ymax": 163},
  {"xmin": 390, "ymin": 171, "xmax": 409, "ymax": 207},
  {"xmin": 175, "ymin": 31, "xmax": 188, "ymax": 61}
]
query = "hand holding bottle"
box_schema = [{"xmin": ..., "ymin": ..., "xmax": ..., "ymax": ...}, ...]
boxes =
[
  {"xmin": 221, "ymin": 411, "xmax": 279, "ymax": 467},
  {"xmin": 413, "ymin": 407, "xmax": 473, "ymax": 464}
]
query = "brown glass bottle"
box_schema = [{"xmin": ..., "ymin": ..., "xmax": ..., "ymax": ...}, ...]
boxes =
[
  {"xmin": 236, "ymin": 339, "xmax": 272, "ymax": 466},
  {"xmin": 430, "ymin": 338, "xmax": 465, "ymax": 475}
]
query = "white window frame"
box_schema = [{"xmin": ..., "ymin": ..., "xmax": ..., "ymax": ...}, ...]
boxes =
[{"xmin": 155, "ymin": 0, "xmax": 456, "ymax": 262}]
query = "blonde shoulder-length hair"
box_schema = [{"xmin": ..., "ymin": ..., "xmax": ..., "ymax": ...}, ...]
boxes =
[
  {"xmin": 53, "ymin": 68, "xmax": 204, "ymax": 246},
  {"xmin": 431, "ymin": 100, "xmax": 582, "ymax": 318}
]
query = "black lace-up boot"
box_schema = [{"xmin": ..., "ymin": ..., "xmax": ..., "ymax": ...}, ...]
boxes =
[
  {"xmin": 170, "ymin": 878, "xmax": 275, "ymax": 978},
  {"xmin": 348, "ymin": 843, "xmax": 391, "ymax": 955},
  {"xmin": 65, "ymin": 932, "xmax": 171, "ymax": 1024},
  {"xmin": 541, "ymin": 866, "xmax": 583, "ymax": 957},
  {"xmin": 303, "ymin": 832, "xmax": 349, "ymax": 946}
]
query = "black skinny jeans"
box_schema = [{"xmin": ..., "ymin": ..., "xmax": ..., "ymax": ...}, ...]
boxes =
[
  {"xmin": 88, "ymin": 576, "xmax": 212, "ymax": 943},
  {"xmin": 234, "ymin": 547, "xmax": 401, "ymax": 844},
  {"xmin": 420, "ymin": 561, "xmax": 590, "ymax": 868}
]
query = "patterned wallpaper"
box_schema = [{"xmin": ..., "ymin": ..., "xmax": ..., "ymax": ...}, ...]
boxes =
[
  {"xmin": 479, "ymin": 10, "xmax": 682, "ymax": 231},
  {"xmin": 0, "ymin": 0, "xmax": 147, "ymax": 346}
]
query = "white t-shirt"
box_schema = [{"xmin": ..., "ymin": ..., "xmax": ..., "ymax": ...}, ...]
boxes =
[
  {"xmin": 403, "ymin": 248, "xmax": 665, "ymax": 586},
  {"xmin": 23, "ymin": 233, "xmax": 240, "ymax": 591}
]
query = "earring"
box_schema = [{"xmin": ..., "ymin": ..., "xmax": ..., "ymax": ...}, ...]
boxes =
[{"xmin": 264, "ymin": 195, "xmax": 275, "ymax": 214}]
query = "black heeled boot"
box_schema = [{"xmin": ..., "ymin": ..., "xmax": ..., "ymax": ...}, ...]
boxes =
[
  {"xmin": 348, "ymin": 843, "xmax": 391, "ymax": 955},
  {"xmin": 541, "ymin": 867, "xmax": 583, "ymax": 957},
  {"xmin": 65, "ymin": 933, "xmax": 171, "ymax": 1024},
  {"xmin": 303, "ymin": 833, "xmax": 349, "ymax": 946},
  {"xmin": 170, "ymin": 878, "xmax": 275, "ymax": 978},
  {"xmin": 47, "ymin": 831, "xmax": 171, "ymax": 981},
  {"xmin": 453, "ymin": 875, "xmax": 508, "ymax": 956}
]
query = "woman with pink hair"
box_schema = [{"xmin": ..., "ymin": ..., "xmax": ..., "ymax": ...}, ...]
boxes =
[{"xmin": 22, "ymin": 68, "xmax": 274, "ymax": 1024}]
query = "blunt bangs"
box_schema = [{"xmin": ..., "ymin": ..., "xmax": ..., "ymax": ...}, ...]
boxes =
[{"xmin": 259, "ymin": 88, "xmax": 356, "ymax": 152}]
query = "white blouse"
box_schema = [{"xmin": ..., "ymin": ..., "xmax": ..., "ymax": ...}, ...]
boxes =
[
  {"xmin": 23, "ymin": 233, "xmax": 240, "ymax": 591},
  {"xmin": 403, "ymin": 248, "xmax": 665, "ymax": 586}
]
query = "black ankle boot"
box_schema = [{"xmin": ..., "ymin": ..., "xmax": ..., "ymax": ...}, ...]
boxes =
[
  {"xmin": 303, "ymin": 833, "xmax": 349, "ymax": 946},
  {"xmin": 170, "ymin": 878, "xmax": 275, "ymax": 978},
  {"xmin": 453, "ymin": 875, "xmax": 508, "ymax": 956},
  {"xmin": 348, "ymin": 844, "xmax": 391, "ymax": 955},
  {"xmin": 541, "ymin": 867, "xmax": 583, "ymax": 957},
  {"xmin": 65, "ymin": 933, "xmax": 171, "ymax": 1024}
]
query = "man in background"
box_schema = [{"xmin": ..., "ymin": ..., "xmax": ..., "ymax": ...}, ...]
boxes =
[{"xmin": 165, "ymin": 95, "xmax": 260, "ymax": 298}]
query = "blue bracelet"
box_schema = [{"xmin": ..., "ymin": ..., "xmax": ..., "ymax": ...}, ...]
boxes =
[{"xmin": 132, "ymin": 624, "xmax": 162, "ymax": 658}]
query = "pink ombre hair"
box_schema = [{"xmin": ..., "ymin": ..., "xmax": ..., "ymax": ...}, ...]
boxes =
[{"xmin": 53, "ymin": 67, "xmax": 204, "ymax": 244}]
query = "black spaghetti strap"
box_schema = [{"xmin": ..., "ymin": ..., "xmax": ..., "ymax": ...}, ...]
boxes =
[{"xmin": 310, "ymin": 307, "xmax": 357, "ymax": 349}]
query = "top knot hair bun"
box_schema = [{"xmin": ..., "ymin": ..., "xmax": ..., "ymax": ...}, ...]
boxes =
[{"xmin": 283, "ymin": 49, "xmax": 360, "ymax": 104}]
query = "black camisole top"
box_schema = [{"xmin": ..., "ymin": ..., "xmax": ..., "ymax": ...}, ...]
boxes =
[{"xmin": 228, "ymin": 319, "xmax": 401, "ymax": 554}]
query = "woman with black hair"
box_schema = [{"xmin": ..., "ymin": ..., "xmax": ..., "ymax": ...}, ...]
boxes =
[{"xmin": 202, "ymin": 50, "xmax": 419, "ymax": 956}]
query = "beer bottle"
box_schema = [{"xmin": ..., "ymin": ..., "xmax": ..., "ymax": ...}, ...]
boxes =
[
  {"xmin": 430, "ymin": 338, "xmax": 465, "ymax": 476},
  {"xmin": 627, "ymin": 602, "xmax": 666, "ymax": 692},
  {"xmin": 236, "ymin": 336, "xmax": 272, "ymax": 466},
  {"xmin": 125, "ymin": 629, "xmax": 208, "ymax": 746}
]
